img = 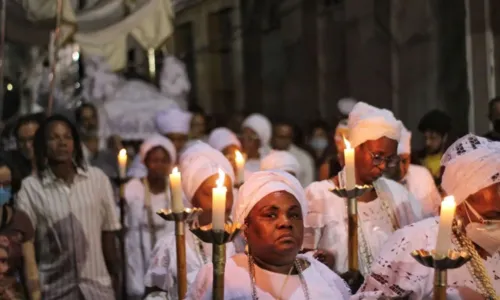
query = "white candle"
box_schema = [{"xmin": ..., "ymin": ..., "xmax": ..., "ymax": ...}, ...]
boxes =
[
  {"xmin": 212, "ymin": 169, "xmax": 227, "ymax": 230},
  {"xmin": 117, "ymin": 149, "xmax": 128, "ymax": 179},
  {"xmin": 169, "ymin": 167, "xmax": 184, "ymax": 213},
  {"xmin": 343, "ymin": 137, "xmax": 356, "ymax": 190},
  {"xmin": 235, "ymin": 150, "xmax": 245, "ymax": 184},
  {"xmin": 435, "ymin": 195, "xmax": 456, "ymax": 256}
]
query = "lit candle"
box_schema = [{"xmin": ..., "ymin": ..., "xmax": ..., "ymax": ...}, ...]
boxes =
[
  {"xmin": 117, "ymin": 149, "xmax": 128, "ymax": 179},
  {"xmin": 212, "ymin": 169, "xmax": 227, "ymax": 230},
  {"xmin": 435, "ymin": 196, "xmax": 457, "ymax": 256},
  {"xmin": 235, "ymin": 150, "xmax": 245, "ymax": 184},
  {"xmin": 169, "ymin": 167, "xmax": 184, "ymax": 213},
  {"xmin": 343, "ymin": 137, "xmax": 356, "ymax": 190}
]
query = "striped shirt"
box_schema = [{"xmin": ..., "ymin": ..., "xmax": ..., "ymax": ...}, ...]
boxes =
[{"xmin": 16, "ymin": 166, "xmax": 121, "ymax": 300}]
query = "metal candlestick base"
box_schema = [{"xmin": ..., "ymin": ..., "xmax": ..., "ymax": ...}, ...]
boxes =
[
  {"xmin": 330, "ymin": 184, "xmax": 373, "ymax": 199},
  {"xmin": 191, "ymin": 223, "xmax": 242, "ymax": 300},
  {"xmin": 157, "ymin": 207, "xmax": 203, "ymax": 223},
  {"xmin": 411, "ymin": 249, "xmax": 471, "ymax": 300}
]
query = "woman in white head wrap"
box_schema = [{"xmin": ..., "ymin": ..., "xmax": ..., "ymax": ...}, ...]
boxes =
[
  {"xmin": 261, "ymin": 150, "xmax": 301, "ymax": 178},
  {"xmin": 354, "ymin": 134, "xmax": 500, "ymax": 300},
  {"xmin": 186, "ymin": 171, "xmax": 351, "ymax": 300},
  {"xmin": 385, "ymin": 122, "xmax": 442, "ymax": 217},
  {"xmin": 208, "ymin": 127, "xmax": 242, "ymax": 176},
  {"xmin": 123, "ymin": 134, "xmax": 177, "ymax": 299},
  {"xmin": 155, "ymin": 107, "xmax": 193, "ymax": 154},
  {"xmin": 304, "ymin": 102, "xmax": 424, "ymax": 288},
  {"xmin": 144, "ymin": 142, "xmax": 236, "ymax": 299},
  {"xmin": 241, "ymin": 113, "xmax": 272, "ymax": 175}
]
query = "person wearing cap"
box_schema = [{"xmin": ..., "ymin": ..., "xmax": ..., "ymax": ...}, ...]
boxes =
[
  {"xmin": 304, "ymin": 102, "xmax": 424, "ymax": 290},
  {"xmin": 354, "ymin": 134, "xmax": 500, "ymax": 300},
  {"xmin": 260, "ymin": 150, "xmax": 301, "ymax": 178},
  {"xmin": 143, "ymin": 142, "xmax": 236, "ymax": 299},
  {"xmin": 123, "ymin": 135, "xmax": 177, "ymax": 300},
  {"xmin": 155, "ymin": 107, "xmax": 193, "ymax": 155},
  {"xmin": 186, "ymin": 171, "xmax": 351, "ymax": 300},
  {"xmin": 241, "ymin": 114, "xmax": 272, "ymax": 176},
  {"xmin": 385, "ymin": 123, "xmax": 442, "ymax": 217}
]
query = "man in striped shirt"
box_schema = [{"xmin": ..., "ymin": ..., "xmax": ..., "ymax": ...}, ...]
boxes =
[{"xmin": 16, "ymin": 115, "xmax": 121, "ymax": 300}]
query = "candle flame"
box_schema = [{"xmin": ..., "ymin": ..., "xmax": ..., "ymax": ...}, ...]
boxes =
[
  {"xmin": 172, "ymin": 166, "xmax": 179, "ymax": 174},
  {"xmin": 118, "ymin": 148, "xmax": 127, "ymax": 159},
  {"xmin": 216, "ymin": 168, "xmax": 225, "ymax": 187},
  {"xmin": 342, "ymin": 136, "xmax": 352, "ymax": 150},
  {"xmin": 235, "ymin": 150, "xmax": 244, "ymax": 162},
  {"xmin": 442, "ymin": 195, "xmax": 455, "ymax": 205}
]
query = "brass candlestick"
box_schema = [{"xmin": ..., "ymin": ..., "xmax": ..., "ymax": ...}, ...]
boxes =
[
  {"xmin": 157, "ymin": 208, "xmax": 203, "ymax": 299},
  {"xmin": 114, "ymin": 176, "xmax": 130, "ymax": 300},
  {"xmin": 411, "ymin": 249, "xmax": 471, "ymax": 300},
  {"xmin": 191, "ymin": 223, "xmax": 242, "ymax": 300},
  {"xmin": 331, "ymin": 185, "xmax": 372, "ymax": 272}
]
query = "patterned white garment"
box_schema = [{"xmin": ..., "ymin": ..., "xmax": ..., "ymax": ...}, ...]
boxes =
[
  {"xmin": 15, "ymin": 167, "xmax": 121, "ymax": 300},
  {"xmin": 353, "ymin": 217, "xmax": 500, "ymax": 299},
  {"xmin": 304, "ymin": 174, "xmax": 424, "ymax": 275},
  {"xmin": 402, "ymin": 164, "xmax": 442, "ymax": 217},
  {"xmin": 124, "ymin": 178, "xmax": 175, "ymax": 298},
  {"xmin": 186, "ymin": 252, "xmax": 351, "ymax": 300},
  {"xmin": 144, "ymin": 230, "xmax": 236, "ymax": 299}
]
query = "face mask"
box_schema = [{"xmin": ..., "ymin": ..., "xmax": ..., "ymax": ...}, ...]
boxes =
[
  {"xmin": 493, "ymin": 119, "xmax": 500, "ymax": 133},
  {"xmin": 0, "ymin": 187, "xmax": 11, "ymax": 206},
  {"xmin": 310, "ymin": 138, "xmax": 327, "ymax": 151},
  {"xmin": 464, "ymin": 202, "xmax": 500, "ymax": 255}
]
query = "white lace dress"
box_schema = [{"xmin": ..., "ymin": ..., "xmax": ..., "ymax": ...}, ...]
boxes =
[
  {"xmin": 403, "ymin": 164, "xmax": 442, "ymax": 217},
  {"xmin": 304, "ymin": 175, "xmax": 424, "ymax": 275},
  {"xmin": 353, "ymin": 217, "xmax": 500, "ymax": 299},
  {"xmin": 186, "ymin": 252, "xmax": 351, "ymax": 300}
]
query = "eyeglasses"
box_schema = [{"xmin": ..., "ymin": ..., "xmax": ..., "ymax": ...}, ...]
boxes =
[{"xmin": 368, "ymin": 151, "xmax": 401, "ymax": 168}]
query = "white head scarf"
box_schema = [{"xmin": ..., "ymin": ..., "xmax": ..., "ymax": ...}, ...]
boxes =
[
  {"xmin": 139, "ymin": 134, "xmax": 177, "ymax": 163},
  {"xmin": 338, "ymin": 97, "xmax": 357, "ymax": 116},
  {"xmin": 397, "ymin": 123, "xmax": 412, "ymax": 155},
  {"xmin": 179, "ymin": 141, "xmax": 235, "ymax": 201},
  {"xmin": 234, "ymin": 170, "xmax": 307, "ymax": 225},
  {"xmin": 207, "ymin": 127, "xmax": 241, "ymax": 152},
  {"xmin": 242, "ymin": 113, "xmax": 272, "ymax": 147},
  {"xmin": 155, "ymin": 108, "xmax": 193, "ymax": 135},
  {"xmin": 260, "ymin": 150, "xmax": 301, "ymax": 176},
  {"xmin": 441, "ymin": 134, "xmax": 500, "ymax": 204},
  {"xmin": 348, "ymin": 102, "xmax": 401, "ymax": 148}
]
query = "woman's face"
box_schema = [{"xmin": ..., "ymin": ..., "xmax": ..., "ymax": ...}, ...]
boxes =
[
  {"xmin": 354, "ymin": 137, "xmax": 399, "ymax": 184},
  {"xmin": 145, "ymin": 147, "xmax": 172, "ymax": 180},
  {"xmin": 241, "ymin": 127, "xmax": 260, "ymax": 156},
  {"xmin": 463, "ymin": 182, "xmax": 500, "ymax": 222},
  {"xmin": 192, "ymin": 173, "xmax": 234, "ymax": 226},
  {"xmin": 46, "ymin": 121, "xmax": 75, "ymax": 163},
  {"xmin": 0, "ymin": 247, "xmax": 8, "ymax": 276},
  {"xmin": 0, "ymin": 167, "xmax": 11, "ymax": 189},
  {"xmin": 245, "ymin": 191, "xmax": 304, "ymax": 266},
  {"xmin": 190, "ymin": 114, "xmax": 206, "ymax": 139}
]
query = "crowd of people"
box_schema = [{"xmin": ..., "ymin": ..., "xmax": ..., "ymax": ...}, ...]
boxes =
[{"xmin": 0, "ymin": 95, "xmax": 498, "ymax": 299}]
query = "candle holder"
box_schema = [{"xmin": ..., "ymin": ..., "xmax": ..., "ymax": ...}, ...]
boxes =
[
  {"xmin": 190, "ymin": 223, "xmax": 242, "ymax": 300},
  {"xmin": 411, "ymin": 249, "xmax": 471, "ymax": 300},
  {"xmin": 157, "ymin": 208, "xmax": 203, "ymax": 298},
  {"xmin": 330, "ymin": 185, "xmax": 372, "ymax": 273}
]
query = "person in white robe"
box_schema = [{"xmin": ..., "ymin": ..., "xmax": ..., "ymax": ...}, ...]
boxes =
[
  {"xmin": 241, "ymin": 114, "xmax": 272, "ymax": 177},
  {"xmin": 143, "ymin": 142, "xmax": 236, "ymax": 299},
  {"xmin": 354, "ymin": 134, "xmax": 500, "ymax": 300},
  {"xmin": 127, "ymin": 107, "xmax": 192, "ymax": 178},
  {"xmin": 186, "ymin": 170, "xmax": 351, "ymax": 300},
  {"xmin": 304, "ymin": 102, "xmax": 424, "ymax": 283},
  {"xmin": 260, "ymin": 150, "xmax": 301, "ymax": 178},
  {"xmin": 124, "ymin": 134, "xmax": 177, "ymax": 299},
  {"xmin": 387, "ymin": 123, "xmax": 442, "ymax": 216}
]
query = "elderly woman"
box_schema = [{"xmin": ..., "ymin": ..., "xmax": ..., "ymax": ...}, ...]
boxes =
[
  {"xmin": 260, "ymin": 150, "xmax": 301, "ymax": 178},
  {"xmin": 187, "ymin": 171, "xmax": 351, "ymax": 299},
  {"xmin": 207, "ymin": 127, "xmax": 242, "ymax": 176},
  {"xmin": 123, "ymin": 134, "xmax": 177, "ymax": 299},
  {"xmin": 143, "ymin": 142, "xmax": 236, "ymax": 299}
]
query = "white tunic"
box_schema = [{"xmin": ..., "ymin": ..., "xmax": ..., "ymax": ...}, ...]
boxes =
[
  {"xmin": 144, "ymin": 230, "xmax": 236, "ymax": 299},
  {"xmin": 304, "ymin": 176, "xmax": 424, "ymax": 275},
  {"xmin": 186, "ymin": 253, "xmax": 351, "ymax": 300},
  {"xmin": 353, "ymin": 217, "xmax": 500, "ymax": 299},
  {"xmin": 403, "ymin": 164, "xmax": 442, "ymax": 217},
  {"xmin": 124, "ymin": 178, "xmax": 174, "ymax": 297},
  {"xmin": 289, "ymin": 144, "xmax": 315, "ymax": 187}
]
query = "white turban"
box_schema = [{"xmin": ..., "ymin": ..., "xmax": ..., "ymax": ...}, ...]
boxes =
[
  {"xmin": 260, "ymin": 151, "xmax": 301, "ymax": 176},
  {"xmin": 397, "ymin": 123, "xmax": 412, "ymax": 155},
  {"xmin": 179, "ymin": 141, "xmax": 235, "ymax": 201},
  {"xmin": 338, "ymin": 97, "xmax": 357, "ymax": 116},
  {"xmin": 139, "ymin": 134, "xmax": 177, "ymax": 163},
  {"xmin": 242, "ymin": 113, "xmax": 272, "ymax": 146},
  {"xmin": 441, "ymin": 134, "xmax": 500, "ymax": 204},
  {"xmin": 155, "ymin": 108, "xmax": 192, "ymax": 135},
  {"xmin": 234, "ymin": 170, "xmax": 308, "ymax": 225},
  {"xmin": 207, "ymin": 127, "xmax": 241, "ymax": 152},
  {"xmin": 348, "ymin": 102, "xmax": 401, "ymax": 148}
]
